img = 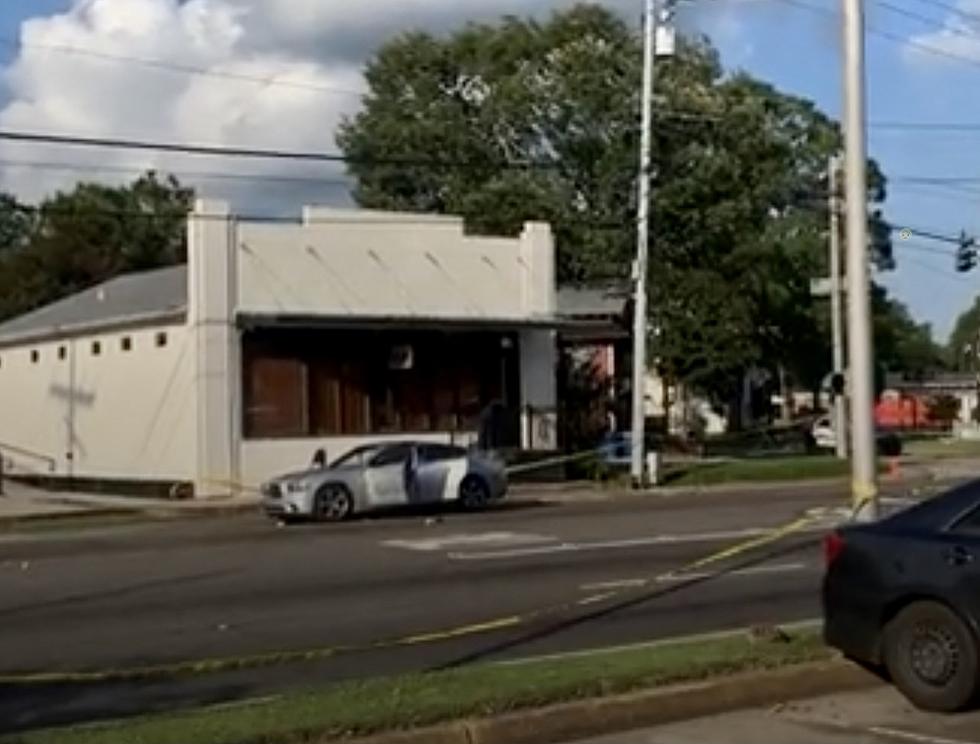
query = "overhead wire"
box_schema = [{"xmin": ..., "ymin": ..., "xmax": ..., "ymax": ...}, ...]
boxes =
[
  {"xmin": 906, "ymin": 0, "xmax": 980, "ymax": 26},
  {"xmin": 0, "ymin": 36, "xmax": 368, "ymax": 99}
]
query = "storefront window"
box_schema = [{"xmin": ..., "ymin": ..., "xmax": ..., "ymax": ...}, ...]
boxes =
[{"xmin": 241, "ymin": 329, "xmax": 517, "ymax": 439}]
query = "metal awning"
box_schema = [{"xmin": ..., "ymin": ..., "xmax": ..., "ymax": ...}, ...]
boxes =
[{"xmin": 237, "ymin": 312, "xmax": 576, "ymax": 333}]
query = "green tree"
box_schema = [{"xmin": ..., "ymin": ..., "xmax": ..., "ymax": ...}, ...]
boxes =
[
  {"xmin": 0, "ymin": 172, "xmax": 193, "ymax": 320},
  {"xmin": 873, "ymin": 287, "xmax": 945, "ymax": 384},
  {"xmin": 338, "ymin": 4, "xmax": 891, "ymax": 412},
  {"xmin": 0, "ymin": 194, "xmax": 34, "ymax": 254},
  {"xmin": 928, "ymin": 393, "xmax": 961, "ymax": 428},
  {"xmin": 948, "ymin": 295, "xmax": 980, "ymax": 371}
]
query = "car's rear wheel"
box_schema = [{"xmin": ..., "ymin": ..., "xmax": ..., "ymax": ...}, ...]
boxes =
[
  {"xmin": 314, "ymin": 484, "xmax": 354, "ymax": 523},
  {"xmin": 459, "ymin": 476, "xmax": 490, "ymax": 511},
  {"xmin": 883, "ymin": 600, "xmax": 980, "ymax": 711}
]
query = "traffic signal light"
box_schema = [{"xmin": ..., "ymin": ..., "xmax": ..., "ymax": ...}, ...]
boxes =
[
  {"xmin": 830, "ymin": 373, "xmax": 846, "ymax": 397},
  {"xmin": 956, "ymin": 231, "xmax": 977, "ymax": 273}
]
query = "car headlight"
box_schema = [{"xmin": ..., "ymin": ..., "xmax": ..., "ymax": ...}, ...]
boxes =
[{"xmin": 285, "ymin": 481, "xmax": 312, "ymax": 493}]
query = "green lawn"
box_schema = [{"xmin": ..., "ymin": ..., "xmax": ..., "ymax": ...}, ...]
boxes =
[
  {"xmin": 4, "ymin": 631, "xmax": 829, "ymax": 744},
  {"xmin": 663, "ymin": 456, "xmax": 851, "ymax": 487},
  {"xmin": 904, "ymin": 438, "xmax": 980, "ymax": 460}
]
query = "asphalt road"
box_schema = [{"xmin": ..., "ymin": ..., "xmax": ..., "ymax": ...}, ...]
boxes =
[{"xmin": 0, "ymin": 482, "xmax": 923, "ymax": 734}]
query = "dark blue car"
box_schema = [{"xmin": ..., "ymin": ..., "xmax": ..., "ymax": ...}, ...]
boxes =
[{"xmin": 823, "ymin": 480, "xmax": 980, "ymax": 711}]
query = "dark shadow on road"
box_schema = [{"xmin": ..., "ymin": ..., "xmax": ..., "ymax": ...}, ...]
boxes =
[
  {"xmin": 0, "ymin": 567, "xmax": 237, "ymax": 620},
  {"xmin": 434, "ymin": 535, "xmax": 821, "ymax": 670},
  {"xmin": 0, "ymin": 534, "xmax": 821, "ymax": 735},
  {"xmin": 0, "ymin": 679, "xmax": 253, "ymax": 736}
]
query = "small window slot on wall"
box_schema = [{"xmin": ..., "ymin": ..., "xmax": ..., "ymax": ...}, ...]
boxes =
[
  {"xmin": 121, "ymin": 336, "xmax": 132, "ymax": 352},
  {"xmin": 30, "ymin": 350, "xmax": 39, "ymax": 364},
  {"xmin": 58, "ymin": 346, "xmax": 66, "ymax": 360},
  {"xmin": 92, "ymin": 341, "xmax": 101, "ymax": 356},
  {"xmin": 156, "ymin": 332, "xmax": 168, "ymax": 348}
]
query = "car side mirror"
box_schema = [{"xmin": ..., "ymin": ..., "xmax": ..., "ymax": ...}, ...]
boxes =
[{"xmin": 312, "ymin": 448, "xmax": 327, "ymax": 469}]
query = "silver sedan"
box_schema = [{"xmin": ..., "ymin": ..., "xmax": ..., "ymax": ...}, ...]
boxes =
[{"xmin": 260, "ymin": 442, "xmax": 508, "ymax": 522}]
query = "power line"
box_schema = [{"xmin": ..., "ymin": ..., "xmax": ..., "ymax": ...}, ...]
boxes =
[
  {"xmin": 872, "ymin": 122, "xmax": 980, "ymax": 131},
  {"xmin": 896, "ymin": 251, "xmax": 974, "ymax": 284},
  {"xmin": 907, "ymin": 0, "xmax": 980, "ymax": 26},
  {"xmin": 873, "ymin": 0, "xmax": 978, "ymax": 44},
  {"xmin": 895, "ymin": 239, "xmax": 957, "ymax": 256},
  {"xmin": 770, "ymin": 0, "xmax": 980, "ymax": 72},
  {"xmin": 0, "ymin": 37, "xmax": 367, "ymax": 99},
  {"xmin": 0, "ymin": 129, "xmax": 563, "ymax": 171},
  {"xmin": 0, "ymin": 157, "xmax": 352, "ymax": 187}
]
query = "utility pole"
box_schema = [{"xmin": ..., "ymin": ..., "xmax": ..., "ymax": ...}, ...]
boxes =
[
  {"xmin": 842, "ymin": 0, "xmax": 878, "ymax": 520},
  {"xmin": 828, "ymin": 155, "xmax": 848, "ymax": 460},
  {"xmin": 630, "ymin": 0, "xmax": 657, "ymax": 487}
]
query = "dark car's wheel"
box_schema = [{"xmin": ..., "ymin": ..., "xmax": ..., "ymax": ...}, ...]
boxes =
[
  {"xmin": 883, "ymin": 600, "xmax": 980, "ymax": 712},
  {"xmin": 313, "ymin": 484, "xmax": 354, "ymax": 523},
  {"xmin": 459, "ymin": 476, "xmax": 491, "ymax": 511}
]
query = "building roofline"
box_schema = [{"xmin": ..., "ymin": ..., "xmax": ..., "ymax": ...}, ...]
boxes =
[{"xmin": 0, "ymin": 308, "xmax": 187, "ymax": 349}]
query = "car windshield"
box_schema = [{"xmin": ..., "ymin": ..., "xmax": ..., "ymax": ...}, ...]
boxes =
[{"xmin": 329, "ymin": 445, "xmax": 384, "ymax": 469}]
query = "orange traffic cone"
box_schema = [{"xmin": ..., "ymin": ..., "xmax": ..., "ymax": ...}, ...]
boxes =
[{"xmin": 887, "ymin": 457, "xmax": 901, "ymax": 481}]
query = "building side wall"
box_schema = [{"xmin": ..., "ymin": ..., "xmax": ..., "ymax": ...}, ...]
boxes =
[{"xmin": 0, "ymin": 323, "xmax": 196, "ymax": 481}]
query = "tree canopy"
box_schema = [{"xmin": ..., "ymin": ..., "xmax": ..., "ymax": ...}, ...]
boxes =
[
  {"xmin": 0, "ymin": 173, "xmax": 193, "ymax": 321},
  {"xmin": 947, "ymin": 295, "xmax": 980, "ymax": 371},
  {"xmin": 338, "ymin": 3, "xmax": 928, "ymax": 406}
]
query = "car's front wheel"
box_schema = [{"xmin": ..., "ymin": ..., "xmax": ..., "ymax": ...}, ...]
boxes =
[
  {"xmin": 884, "ymin": 600, "xmax": 980, "ymax": 711},
  {"xmin": 459, "ymin": 476, "xmax": 491, "ymax": 511},
  {"xmin": 313, "ymin": 484, "xmax": 354, "ymax": 523}
]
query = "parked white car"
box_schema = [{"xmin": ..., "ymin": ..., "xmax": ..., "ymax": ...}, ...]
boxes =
[
  {"xmin": 810, "ymin": 417, "xmax": 903, "ymax": 456},
  {"xmin": 812, "ymin": 417, "xmax": 837, "ymax": 449}
]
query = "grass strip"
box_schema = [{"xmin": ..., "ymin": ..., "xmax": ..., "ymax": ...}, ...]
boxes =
[
  {"xmin": 3, "ymin": 630, "xmax": 830, "ymax": 744},
  {"xmin": 664, "ymin": 456, "xmax": 851, "ymax": 487}
]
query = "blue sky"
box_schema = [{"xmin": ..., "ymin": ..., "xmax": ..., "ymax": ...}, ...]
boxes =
[
  {"xmin": 689, "ymin": 0, "xmax": 980, "ymax": 339},
  {"xmin": 0, "ymin": 0, "xmax": 978, "ymax": 338}
]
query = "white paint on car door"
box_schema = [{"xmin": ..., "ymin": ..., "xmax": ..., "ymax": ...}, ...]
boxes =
[{"xmin": 364, "ymin": 444, "xmax": 412, "ymax": 507}]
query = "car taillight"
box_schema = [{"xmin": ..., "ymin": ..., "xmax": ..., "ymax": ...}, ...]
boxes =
[{"xmin": 823, "ymin": 531, "xmax": 845, "ymax": 567}]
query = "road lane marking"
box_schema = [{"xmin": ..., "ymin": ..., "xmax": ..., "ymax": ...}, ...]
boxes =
[
  {"xmin": 448, "ymin": 526, "xmax": 819, "ymax": 561},
  {"xmin": 657, "ymin": 561, "xmax": 809, "ymax": 583},
  {"xmin": 580, "ymin": 562, "xmax": 809, "ymax": 591},
  {"xmin": 577, "ymin": 592, "xmax": 616, "ymax": 606},
  {"xmin": 580, "ymin": 578, "xmax": 649, "ymax": 591},
  {"xmin": 383, "ymin": 531, "xmax": 556, "ymax": 552}
]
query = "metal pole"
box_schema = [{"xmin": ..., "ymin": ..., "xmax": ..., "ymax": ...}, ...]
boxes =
[
  {"xmin": 842, "ymin": 0, "xmax": 878, "ymax": 520},
  {"xmin": 631, "ymin": 0, "xmax": 657, "ymax": 487},
  {"xmin": 828, "ymin": 155, "xmax": 848, "ymax": 460}
]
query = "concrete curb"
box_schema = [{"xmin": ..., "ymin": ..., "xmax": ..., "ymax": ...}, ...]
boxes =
[
  {"xmin": 335, "ymin": 660, "xmax": 881, "ymax": 744},
  {"xmin": 0, "ymin": 506, "xmax": 140, "ymax": 528},
  {"xmin": 0, "ymin": 502, "xmax": 261, "ymax": 529}
]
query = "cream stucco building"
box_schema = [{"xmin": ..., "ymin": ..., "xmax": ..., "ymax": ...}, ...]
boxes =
[{"xmin": 0, "ymin": 201, "xmax": 559, "ymax": 497}]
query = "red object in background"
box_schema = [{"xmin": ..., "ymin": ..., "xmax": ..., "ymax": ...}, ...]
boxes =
[{"xmin": 874, "ymin": 394, "xmax": 934, "ymax": 429}]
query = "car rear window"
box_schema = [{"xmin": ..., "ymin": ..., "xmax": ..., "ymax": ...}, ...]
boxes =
[
  {"xmin": 420, "ymin": 444, "xmax": 466, "ymax": 462},
  {"xmin": 886, "ymin": 479, "xmax": 980, "ymax": 532}
]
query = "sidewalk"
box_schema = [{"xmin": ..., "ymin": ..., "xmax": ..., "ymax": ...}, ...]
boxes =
[
  {"xmin": 0, "ymin": 480, "xmax": 260, "ymax": 525},
  {"xmin": 0, "ymin": 455, "xmax": 971, "ymax": 527},
  {"xmin": 571, "ymin": 685, "xmax": 980, "ymax": 744}
]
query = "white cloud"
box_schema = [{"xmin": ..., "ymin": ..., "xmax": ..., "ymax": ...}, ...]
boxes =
[
  {"xmin": 0, "ymin": 0, "xmax": 650, "ymax": 210},
  {"xmin": 904, "ymin": 0, "xmax": 980, "ymax": 67}
]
